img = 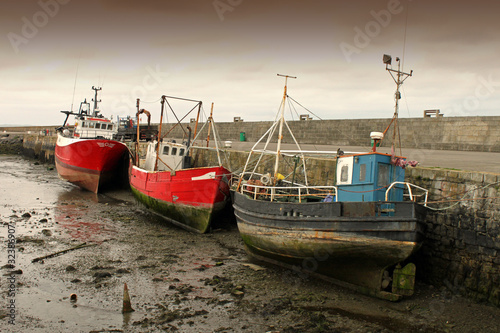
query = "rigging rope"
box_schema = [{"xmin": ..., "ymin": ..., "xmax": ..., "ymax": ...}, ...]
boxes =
[
  {"xmin": 402, "ymin": 1, "xmax": 410, "ymax": 71},
  {"xmin": 425, "ymin": 181, "xmax": 500, "ymax": 211},
  {"xmin": 140, "ymin": 97, "xmax": 162, "ymax": 104},
  {"xmin": 287, "ymin": 95, "xmax": 324, "ymax": 120}
]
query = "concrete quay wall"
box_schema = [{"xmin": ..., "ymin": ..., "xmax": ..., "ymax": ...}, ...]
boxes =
[
  {"xmin": 3, "ymin": 115, "xmax": 500, "ymax": 152},
  {"xmin": 407, "ymin": 167, "xmax": 500, "ymax": 306},
  {"xmin": 22, "ymin": 134, "xmax": 56, "ymax": 164},
  {"xmin": 185, "ymin": 116, "xmax": 500, "ymax": 152}
]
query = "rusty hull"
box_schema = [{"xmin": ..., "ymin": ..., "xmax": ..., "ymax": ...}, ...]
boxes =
[{"xmin": 232, "ymin": 191, "xmax": 427, "ymax": 300}]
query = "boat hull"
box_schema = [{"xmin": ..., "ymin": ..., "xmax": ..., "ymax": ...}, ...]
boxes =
[
  {"xmin": 129, "ymin": 165, "xmax": 231, "ymax": 233},
  {"xmin": 232, "ymin": 191, "xmax": 427, "ymax": 299},
  {"xmin": 55, "ymin": 134, "xmax": 129, "ymax": 193}
]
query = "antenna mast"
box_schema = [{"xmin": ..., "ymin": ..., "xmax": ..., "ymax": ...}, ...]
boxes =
[
  {"xmin": 91, "ymin": 86, "xmax": 102, "ymax": 117},
  {"xmin": 382, "ymin": 55, "xmax": 412, "ymax": 150}
]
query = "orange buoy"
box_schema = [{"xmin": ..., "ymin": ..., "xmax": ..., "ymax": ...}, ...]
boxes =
[{"xmin": 122, "ymin": 283, "xmax": 134, "ymax": 313}]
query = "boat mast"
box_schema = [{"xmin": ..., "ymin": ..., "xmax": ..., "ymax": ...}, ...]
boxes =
[
  {"xmin": 91, "ymin": 86, "xmax": 102, "ymax": 117},
  {"xmin": 206, "ymin": 103, "xmax": 214, "ymax": 147},
  {"xmin": 135, "ymin": 99, "xmax": 141, "ymax": 167},
  {"xmin": 382, "ymin": 55, "xmax": 412, "ymax": 151},
  {"xmin": 274, "ymin": 74, "xmax": 296, "ymax": 185},
  {"xmin": 154, "ymin": 96, "xmax": 166, "ymax": 172},
  {"xmin": 207, "ymin": 103, "xmax": 223, "ymax": 166}
]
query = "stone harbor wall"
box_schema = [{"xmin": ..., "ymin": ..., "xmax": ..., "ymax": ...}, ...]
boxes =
[
  {"xmin": 22, "ymin": 134, "xmax": 56, "ymax": 164},
  {"xmin": 0, "ymin": 133, "xmax": 24, "ymax": 154},
  {"xmin": 406, "ymin": 167, "xmax": 500, "ymax": 306},
  {"xmin": 2, "ymin": 115, "xmax": 500, "ymax": 152},
  {"xmin": 178, "ymin": 116, "xmax": 500, "ymax": 152}
]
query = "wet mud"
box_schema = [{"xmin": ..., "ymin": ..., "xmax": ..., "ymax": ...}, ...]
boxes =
[{"xmin": 1, "ymin": 155, "xmax": 499, "ymax": 332}]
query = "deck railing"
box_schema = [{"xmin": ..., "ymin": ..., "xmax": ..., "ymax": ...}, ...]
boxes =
[
  {"xmin": 76, "ymin": 129, "xmax": 116, "ymax": 140},
  {"xmin": 385, "ymin": 181, "xmax": 428, "ymax": 206},
  {"xmin": 240, "ymin": 182, "xmax": 338, "ymax": 203}
]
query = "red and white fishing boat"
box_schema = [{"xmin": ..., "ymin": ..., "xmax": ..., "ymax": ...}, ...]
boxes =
[
  {"xmin": 129, "ymin": 95, "xmax": 231, "ymax": 233},
  {"xmin": 55, "ymin": 86, "xmax": 129, "ymax": 193}
]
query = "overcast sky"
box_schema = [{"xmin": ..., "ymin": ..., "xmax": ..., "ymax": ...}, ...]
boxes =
[{"xmin": 1, "ymin": 0, "xmax": 499, "ymax": 126}]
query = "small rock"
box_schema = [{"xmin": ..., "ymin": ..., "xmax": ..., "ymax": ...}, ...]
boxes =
[
  {"xmin": 41, "ymin": 229, "xmax": 52, "ymax": 236},
  {"xmin": 195, "ymin": 310, "xmax": 209, "ymax": 316},
  {"xmin": 242, "ymin": 263, "xmax": 266, "ymax": 271},
  {"xmin": 21, "ymin": 212, "xmax": 31, "ymax": 218},
  {"xmin": 39, "ymin": 218, "xmax": 48, "ymax": 223},
  {"xmin": 65, "ymin": 265, "xmax": 77, "ymax": 272},
  {"xmin": 231, "ymin": 290, "xmax": 244, "ymax": 296},
  {"xmin": 93, "ymin": 272, "xmax": 112, "ymax": 279},
  {"xmin": 195, "ymin": 265, "xmax": 210, "ymax": 271},
  {"xmin": 70, "ymin": 279, "xmax": 81, "ymax": 283}
]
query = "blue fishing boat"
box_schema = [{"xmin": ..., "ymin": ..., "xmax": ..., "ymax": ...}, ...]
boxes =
[{"xmin": 232, "ymin": 58, "xmax": 429, "ymax": 300}]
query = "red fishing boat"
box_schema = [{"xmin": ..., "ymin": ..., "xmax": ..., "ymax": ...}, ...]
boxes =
[
  {"xmin": 129, "ymin": 95, "xmax": 231, "ymax": 233},
  {"xmin": 55, "ymin": 86, "xmax": 129, "ymax": 193}
]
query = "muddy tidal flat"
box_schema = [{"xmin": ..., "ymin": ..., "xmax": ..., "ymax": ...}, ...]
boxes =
[{"xmin": 1, "ymin": 155, "xmax": 499, "ymax": 332}]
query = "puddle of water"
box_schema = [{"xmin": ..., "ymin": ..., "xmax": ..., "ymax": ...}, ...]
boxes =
[
  {"xmin": 15, "ymin": 282, "xmax": 128, "ymax": 331},
  {"xmin": 0, "ymin": 155, "xmax": 249, "ymax": 332}
]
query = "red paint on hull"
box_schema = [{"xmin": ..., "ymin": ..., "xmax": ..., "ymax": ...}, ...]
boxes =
[
  {"xmin": 129, "ymin": 164, "xmax": 231, "ymax": 231},
  {"xmin": 55, "ymin": 135, "xmax": 129, "ymax": 193}
]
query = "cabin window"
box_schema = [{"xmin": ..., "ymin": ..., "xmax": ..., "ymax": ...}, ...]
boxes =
[
  {"xmin": 179, "ymin": 148, "xmax": 185, "ymax": 156},
  {"xmin": 377, "ymin": 163, "xmax": 390, "ymax": 187},
  {"xmin": 163, "ymin": 146, "xmax": 169, "ymax": 155},
  {"xmin": 171, "ymin": 148, "xmax": 178, "ymax": 155},
  {"xmin": 89, "ymin": 122, "xmax": 95, "ymax": 128},
  {"xmin": 359, "ymin": 164, "xmax": 366, "ymax": 181},
  {"xmin": 81, "ymin": 121, "xmax": 86, "ymax": 127},
  {"xmin": 107, "ymin": 124, "xmax": 113, "ymax": 130},
  {"xmin": 95, "ymin": 123, "xmax": 101, "ymax": 129},
  {"xmin": 340, "ymin": 165, "xmax": 349, "ymax": 182}
]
